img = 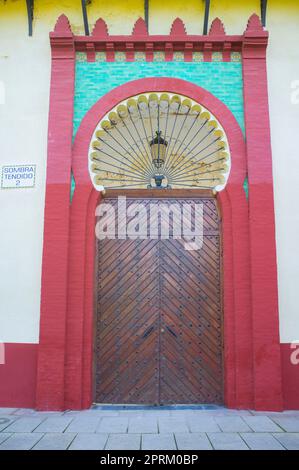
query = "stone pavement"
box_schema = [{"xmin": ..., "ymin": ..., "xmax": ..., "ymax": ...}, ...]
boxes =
[{"xmin": 0, "ymin": 407, "xmax": 299, "ymax": 450}]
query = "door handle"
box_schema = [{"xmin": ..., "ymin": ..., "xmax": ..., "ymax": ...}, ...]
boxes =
[{"xmin": 142, "ymin": 325, "xmax": 154, "ymax": 339}]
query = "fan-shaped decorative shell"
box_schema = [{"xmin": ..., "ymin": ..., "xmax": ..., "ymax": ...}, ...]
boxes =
[{"xmin": 89, "ymin": 92, "xmax": 230, "ymax": 190}]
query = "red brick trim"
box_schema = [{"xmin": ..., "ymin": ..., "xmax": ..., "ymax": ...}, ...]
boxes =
[
  {"xmin": 281, "ymin": 344, "xmax": 299, "ymax": 409},
  {"xmin": 0, "ymin": 344, "xmax": 38, "ymax": 408},
  {"xmin": 242, "ymin": 14, "xmax": 283, "ymax": 410},
  {"xmin": 36, "ymin": 15, "xmax": 75, "ymax": 410}
]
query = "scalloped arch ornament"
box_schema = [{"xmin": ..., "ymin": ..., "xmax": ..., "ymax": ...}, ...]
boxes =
[{"xmin": 89, "ymin": 92, "xmax": 230, "ymax": 191}]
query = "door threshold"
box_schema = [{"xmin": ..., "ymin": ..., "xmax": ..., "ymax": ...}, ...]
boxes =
[{"xmin": 92, "ymin": 404, "xmax": 225, "ymax": 410}]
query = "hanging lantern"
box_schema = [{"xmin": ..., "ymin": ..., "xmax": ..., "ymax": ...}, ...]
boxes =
[{"xmin": 150, "ymin": 131, "xmax": 168, "ymax": 169}]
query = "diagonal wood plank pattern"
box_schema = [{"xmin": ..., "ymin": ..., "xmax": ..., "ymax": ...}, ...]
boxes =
[{"xmin": 95, "ymin": 196, "xmax": 223, "ymax": 404}]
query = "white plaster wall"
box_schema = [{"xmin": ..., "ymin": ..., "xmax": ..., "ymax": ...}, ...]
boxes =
[
  {"xmin": 267, "ymin": 6, "xmax": 299, "ymax": 343},
  {"xmin": 0, "ymin": 1, "xmax": 298, "ymax": 344},
  {"xmin": 0, "ymin": 14, "xmax": 50, "ymax": 343}
]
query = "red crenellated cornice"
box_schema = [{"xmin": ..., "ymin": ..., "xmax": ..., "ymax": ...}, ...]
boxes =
[
  {"xmin": 50, "ymin": 14, "xmax": 74, "ymax": 59},
  {"xmin": 242, "ymin": 13, "xmax": 268, "ymax": 59},
  {"xmin": 49, "ymin": 14, "xmax": 269, "ymax": 62}
]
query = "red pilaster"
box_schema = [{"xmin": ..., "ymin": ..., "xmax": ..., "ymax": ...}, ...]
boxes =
[
  {"xmin": 242, "ymin": 14, "xmax": 283, "ymax": 410},
  {"xmin": 203, "ymin": 42, "xmax": 212, "ymax": 62},
  {"xmin": 125, "ymin": 42, "xmax": 135, "ymax": 62},
  {"xmin": 223, "ymin": 42, "xmax": 231, "ymax": 62},
  {"xmin": 227, "ymin": 185, "xmax": 254, "ymax": 408},
  {"xmin": 218, "ymin": 189, "xmax": 236, "ymax": 407},
  {"xmin": 165, "ymin": 42, "xmax": 173, "ymax": 61},
  {"xmin": 36, "ymin": 15, "xmax": 75, "ymax": 410},
  {"xmin": 106, "ymin": 42, "xmax": 115, "ymax": 62},
  {"xmin": 64, "ymin": 185, "xmax": 97, "ymax": 409},
  {"xmin": 184, "ymin": 42, "xmax": 193, "ymax": 62},
  {"xmin": 86, "ymin": 42, "xmax": 95, "ymax": 62},
  {"xmin": 145, "ymin": 42, "xmax": 154, "ymax": 61}
]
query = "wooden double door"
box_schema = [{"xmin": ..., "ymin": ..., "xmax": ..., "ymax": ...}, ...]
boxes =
[{"xmin": 95, "ymin": 192, "xmax": 223, "ymax": 404}]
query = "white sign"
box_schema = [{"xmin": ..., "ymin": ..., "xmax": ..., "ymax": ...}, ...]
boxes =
[{"xmin": 1, "ymin": 164, "xmax": 36, "ymax": 189}]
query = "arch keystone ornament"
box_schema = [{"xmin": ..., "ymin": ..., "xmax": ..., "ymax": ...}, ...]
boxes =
[{"xmin": 36, "ymin": 15, "xmax": 284, "ymax": 411}]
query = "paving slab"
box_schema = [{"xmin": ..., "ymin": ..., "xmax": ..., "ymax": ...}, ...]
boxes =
[
  {"xmin": 142, "ymin": 410, "xmax": 172, "ymax": 418},
  {"xmin": 0, "ymin": 433, "xmax": 12, "ymax": 445},
  {"xmin": 0, "ymin": 416, "xmax": 18, "ymax": 432},
  {"xmin": 2, "ymin": 407, "xmax": 299, "ymax": 451},
  {"xmin": 191, "ymin": 409, "xmax": 252, "ymax": 417},
  {"xmin": 249, "ymin": 411, "xmax": 282, "ymax": 417},
  {"xmin": 117, "ymin": 412, "xmax": 144, "ymax": 419},
  {"xmin": 69, "ymin": 433, "xmax": 108, "ymax": 450},
  {"xmin": 67, "ymin": 410, "xmax": 119, "ymax": 417},
  {"xmin": 242, "ymin": 416, "xmax": 282, "ymax": 432},
  {"xmin": 142, "ymin": 433, "xmax": 177, "ymax": 450},
  {"xmin": 251, "ymin": 411, "xmax": 299, "ymax": 418},
  {"xmin": 0, "ymin": 433, "xmax": 43, "ymax": 450},
  {"xmin": 105, "ymin": 433, "xmax": 141, "ymax": 450},
  {"xmin": 188, "ymin": 416, "xmax": 220, "ymax": 432},
  {"xmin": 175, "ymin": 433, "xmax": 213, "ymax": 450},
  {"xmin": 158, "ymin": 417, "xmax": 189, "ymax": 433},
  {"xmin": 0, "ymin": 408, "xmax": 17, "ymax": 415},
  {"xmin": 240, "ymin": 433, "xmax": 285, "ymax": 450},
  {"xmin": 11, "ymin": 408, "xmax": 37, "ymax": 416},
  {"xmin": 97, "ymin": 417, "xmax": 129, "ymax": 433},
  {"xmin": 128, "ymin": 416, "xmax": 158, "ymax": 433},
  {"xmin": 271, "ymin": 417, "xmax": 299, "ymax": 432},
  {"xmin": 208, "ymin": 432, "xmax": 249, "ymax": 450},
  {"xmin": 33, "ymin": 433, "xmax": 76, "ymax": 450},
  {"xmin": 272, "ymin": 433, "xmax": 299, "ymax": 450},
  {"xmin": 32, "ymin": 412, "xmax": 65, "ymax": 418},
  {"xmin": 65, "ymin": 417, "xmax": 101, "ymax": 433},
  {"xmin": 279, "ymin": 411, "xmax": 299, "ymax": 417},
  {"xmin": 215, "ymin": 416, "xmax": 252, "ymax": 433},
  {"xmin": 4, "ymin": 417, "xmax": 44, "ymax": 433},
  {"xmin": 33, "ymin": 416, "xmax": 74, "ymax": 433}
]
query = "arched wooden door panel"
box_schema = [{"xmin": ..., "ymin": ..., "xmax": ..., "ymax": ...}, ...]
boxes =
[{"xmin": 95, "ymin": 192, "xmax": 223, "ymax": 404}]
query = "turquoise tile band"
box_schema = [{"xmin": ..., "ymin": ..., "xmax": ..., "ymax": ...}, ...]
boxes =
[{"xmin": 74, "ymin": 62, "xmax": 244, "ymax": 137}]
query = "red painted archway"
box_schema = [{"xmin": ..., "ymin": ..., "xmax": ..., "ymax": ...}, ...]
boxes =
[{"xmin": 37, "ymin": 77, "xmax": 283, "ymax": 411}]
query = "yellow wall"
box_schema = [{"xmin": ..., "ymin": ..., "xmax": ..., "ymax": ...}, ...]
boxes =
[
  {"xmin": 148, "ymin": 0, "xmax": 205, "ymax": 35},
  {"xmin": 34, "ymin": 1, "xmax": 83, "ymax": 35},
  {"xmin": 0, "ymin": 0, "xmax": 264, "ymax": 35},
  {"xmin": 88, "ymin": 0, "xmax": 144, "ymax": 35},
  {"xmin": 0, "ymin": 0, "xmax": 297, "ymax": 36},
  {"xmin": 209, "ymin": 0, "xmax": 260, "ymax": 34}
]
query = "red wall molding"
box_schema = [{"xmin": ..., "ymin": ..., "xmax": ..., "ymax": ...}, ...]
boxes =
[
  {"xmin": 281, "ymin": 344, "xmax": 299, "ymax": 409},
  {"xmin": 36, "ymin": 14, "xmax": 75, "ymax": 410},
  {"xmin": 242, "ymin": 14, "xmax": 283, "ymax": 410},
  {"xmin": 0, "ymin": 344, "xmax": 38, "ymax": 409},
  {"xmin": 34, "ymin": 14, "xmax": 286, "ymax": 411}
]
